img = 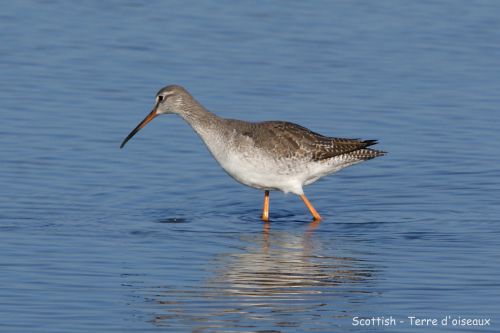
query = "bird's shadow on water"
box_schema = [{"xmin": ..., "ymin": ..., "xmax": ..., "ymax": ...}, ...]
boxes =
[{"xmin": 125, "ymin": 208, "xmax": 381, "ymax": 331}]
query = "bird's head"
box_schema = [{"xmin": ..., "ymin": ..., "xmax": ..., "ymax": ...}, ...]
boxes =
[{"xmin": 120, "ymin": 85, "xmax": 191, "ymax": 148}]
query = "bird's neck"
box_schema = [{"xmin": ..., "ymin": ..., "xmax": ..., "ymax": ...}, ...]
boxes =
[{"xmin": 178, "ymin": 99, "xmax": 222, "ymax": 136}]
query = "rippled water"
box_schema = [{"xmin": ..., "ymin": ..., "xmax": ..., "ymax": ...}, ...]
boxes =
[{"xmin": 1, "ymin": 1, "xmax": 500, "ymax": 332}]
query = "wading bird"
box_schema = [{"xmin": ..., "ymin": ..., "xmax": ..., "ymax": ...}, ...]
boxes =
[{"xmin": 120, "ymin": 85, "xmax": 385, "ymax": 222}]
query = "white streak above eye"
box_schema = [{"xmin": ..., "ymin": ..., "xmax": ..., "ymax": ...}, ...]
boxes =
[{"xmin": 156, "ymin": 92, "xmax": 175, "ymax": 103}]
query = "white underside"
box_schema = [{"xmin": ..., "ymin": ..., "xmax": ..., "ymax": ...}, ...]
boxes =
[
  {"xmin": 196, "ymin": 127, "xmax": 359, "ymax": 195},
  {"xmin": 221, "ymin": 152, "xmax": 357, "ymax": 195}
]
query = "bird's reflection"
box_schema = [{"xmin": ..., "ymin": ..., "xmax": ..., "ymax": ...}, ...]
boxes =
[
  {"xmin": 148, "ymin": 221, "xmax": 377, "ymax": 329},
  {"xmin": 210, "ymin": 221, "xmax": 372, "ymax": 299}
]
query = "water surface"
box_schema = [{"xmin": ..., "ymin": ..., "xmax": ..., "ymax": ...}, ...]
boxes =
[{"xmin": 1, "ymin": 1, "xmax": 499, "ymax": 332}]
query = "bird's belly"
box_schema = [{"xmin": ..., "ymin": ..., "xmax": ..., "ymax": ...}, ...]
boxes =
[
  {"xmin": 201, "ymin": 132, "xmax": 353, "ymax": 194},
  {"xmin": 217, "ymin": 151, "xmax": 305, "ymax": 194},
  {"xmin": 214, "ymin": 150, "xmax": 356, "ymax": 195}
]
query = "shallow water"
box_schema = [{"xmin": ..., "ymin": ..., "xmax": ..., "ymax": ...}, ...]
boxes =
[{"xmin": 1, "ymin": 1, "xmax": 500, "ymax": 332}]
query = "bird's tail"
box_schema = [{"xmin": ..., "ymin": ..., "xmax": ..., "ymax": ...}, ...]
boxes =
[{"xmin": 352, "ymin": 148, "xmax": 386, "ymax": 161}]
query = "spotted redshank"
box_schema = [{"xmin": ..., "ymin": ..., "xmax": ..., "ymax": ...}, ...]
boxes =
[{"xmin": 120, "ymin": 85, "xmax": 385, "ymax": 222}]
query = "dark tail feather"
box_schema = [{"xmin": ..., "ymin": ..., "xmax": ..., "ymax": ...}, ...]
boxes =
[
  {"xmin": 359, "ymin": 139, "xmax": 386, "ymax": 159},
  {"xmin": 362, "ymin": 139, "xmax": 379, "ymax": 147},
  {"xmin": 353, "ymin": 148, "xmax": 386, "ymax": 160}
]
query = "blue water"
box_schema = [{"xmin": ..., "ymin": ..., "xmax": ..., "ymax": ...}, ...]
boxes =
[{"xmin": 1, "ymin": 1, "xmax": 500, "ymax": 332}]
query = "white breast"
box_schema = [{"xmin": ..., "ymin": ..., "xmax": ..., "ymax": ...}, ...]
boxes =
[
  {"xmin": 193, "ymin": 126, "xmax": 355, "ymax": 195},
  {"xmin": 197, "ymin": 129, "xmax": 304, "ymax": 194}
]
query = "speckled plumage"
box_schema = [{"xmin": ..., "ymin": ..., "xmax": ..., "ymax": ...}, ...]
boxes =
[
  {"xmin": 225, "ymin": 120, "xmax": 383, "ymax": 162},
  {"xmin": 121, "ymin": 85, "xmax": 386, "ymax": 220}
]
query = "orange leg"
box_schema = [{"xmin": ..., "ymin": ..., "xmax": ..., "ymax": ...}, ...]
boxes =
[
  {"xmin": 262, "ymin": 190, "xmax": 270, "ymax": 222},
  {"xmin": 300, "ymin": 194, "xmax": 322, "ymax": 221}
]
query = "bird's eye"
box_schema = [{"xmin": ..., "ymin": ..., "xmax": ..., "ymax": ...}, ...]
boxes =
[{"xmin": 157, "ymin": 95, "xmax": 164, "ymax": 103}]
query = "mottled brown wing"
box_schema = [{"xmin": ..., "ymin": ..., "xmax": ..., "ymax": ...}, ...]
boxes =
[{"xmin": 242, "ymin": 121, "xmax": 379, "ymax": 161}]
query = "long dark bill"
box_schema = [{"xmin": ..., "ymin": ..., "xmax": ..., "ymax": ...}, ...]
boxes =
[{"xmin": 120, "ymin": 109, "xmax": 157, "ymax": 148}]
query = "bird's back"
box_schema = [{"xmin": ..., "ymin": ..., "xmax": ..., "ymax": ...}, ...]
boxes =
[{"xmin": 230, "ymin": 120, "xmax": 385, "ymax": 162}]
